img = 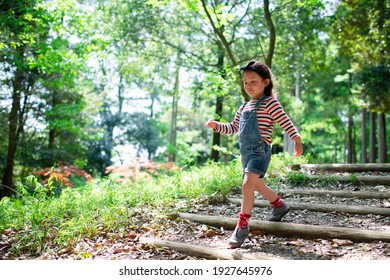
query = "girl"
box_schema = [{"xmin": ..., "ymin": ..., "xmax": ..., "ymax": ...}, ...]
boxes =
[{"xmin": 205, "ymin": 60, "xmax": 303, "ymax": 248}]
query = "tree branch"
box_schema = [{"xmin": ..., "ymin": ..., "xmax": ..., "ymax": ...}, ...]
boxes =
[
  {"xmin": 263, "ymin": 0, "xmax": 275, "ymax": 67},
  {"xmin": 200, "ymin": 0, "xmax": 237, "ymax": 66}
]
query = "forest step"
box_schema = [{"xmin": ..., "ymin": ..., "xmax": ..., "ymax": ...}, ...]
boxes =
[
  {"xmin": 304, "ymin": 175, "xmax": 390, "ymax": 185},
  {"xmin": 278, "ymin": 189, "xmax": 390, "ymax": 199},
  {"xmin": 179, "ymin": 213, "xmax": 390, "ymax": 243},
  {"xmin": 290, "ymin": 163, "xmax": 390, "ymax": 173},
  {"xmin": 142, "ymin": 238, "xmax": 282, "ymax": 260},
  {"xmin": 228, "ymin": 198, "xmax": 390, "ymax": 216}
]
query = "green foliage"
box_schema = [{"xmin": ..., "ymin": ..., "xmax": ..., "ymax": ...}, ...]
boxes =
[
  {"xmin": 124, "ymin": 112, "xmax": 167, "ymax": 159},
  {"xmin": 357, "ymin": 65, "xmax": 390, "ymax": 112},
  {"xmin": 212, "ymin": 145, "xmax": 235, "ymax": 156},
  {"xmin": 266, "ymin": 152, "xmax": 310, "ymax": 186},
  {"xmin": 285, "ymin": 172, "xmax": 311, "ymax": 186},
  {"xmin": 348, "ymin": 173, "xmax": 359, "ymax": 185},
  {"xmin": 22, "ymin": 162, "xmax": 93, "ymax": 197},
  {"xmin": 331, "ymin": 0, "xmax": 389, "ymax": 113}
]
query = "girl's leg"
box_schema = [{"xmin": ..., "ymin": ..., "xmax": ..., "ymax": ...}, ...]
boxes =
[
  {"xmin": 229, "ymin": 172, "xmax": 258, "ymax": 248},
  {"xmin": 241, "ymin": 172, "xmax": 276, "ymax": 213},
  {"xmin": 237, "ymin": 172, "xmax": 280, "ymax": 227},
  {"xmin": 254, "ymin": 177, "xmax": 289, "ymax": 221},
  {"xmin": 253, "ymin": 177, "xmax": 278, "ymax": 203}
]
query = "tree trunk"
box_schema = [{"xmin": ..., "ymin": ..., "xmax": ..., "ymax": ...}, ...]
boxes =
[
  {"xmin": 179, "ymin": 213, "xmax": 390, "ymax": 243},
  {"xmin": 347, "ymin": 110, "xmax": 353, "ymax": 163},
  {"xmin": 48, "ymin": 91, "xmax": 60, "ymax": 150},
  {"xmin": 98, "ymin": 70, "xmax": 125, "ymax": 174},
  {"xmin": 282, "ymin": 21, "xmax": 298, "ymax": 154},
  {"xmin": 228, "ymin": 198, "xmax": 390, "ymax": 216},
  {"xmin": 378, "ymin": 112, "xmax": 387, "ymax": 163},
  {"xmin": 283, "ymin": 133, "xmax": 295, "ymax": 154},
  {"xmin": 347, "ymin": 73, "xmax": 353, "ymax": 163},
  {"xmin": 353, "ymin": 120, "xmax": 357, "ymax": 162},
  {"xmin": 263, "ymin": 0, "xmax": 275, "ymax": 68},
  {"xmin": 200, "ymin": 0, "xmax": 249, "ymax": 101},
  {"xmin": 210, "ymin": 96, "xmax": 223, "ymax": 162},
  {"xmin": 46, "ymin": 90, "xmax": 61, "ymax": 166},
  {"xmin": 1, "ymin": 68, "xmax": 23, "ymax": 198},
  {"xmin": 369, "ymin": 111, "xmax": 376, "ymax": 162},
  {"xmin": 168, "ymin": 58, "xmax": 180, "ymax": 162},
  {"xmin": 210, "ymin": 47, "xmax": 225, "ymax": 162},
  {"xmin": 362, "ymin": 108, "xmax": 367, "ymax": 163}
]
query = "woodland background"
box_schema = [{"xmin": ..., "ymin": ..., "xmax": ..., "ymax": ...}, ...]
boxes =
[{"xmin": 0, "ymin": 0, "xmax": 389, "ymax": 199}]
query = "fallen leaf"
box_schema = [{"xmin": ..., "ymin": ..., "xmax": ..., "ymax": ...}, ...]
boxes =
[
  {"xmin": 381, "ymin": 201, "xmax": 390, "ymax": 208},
  {"xmin": 249, "ymin": 230, "xmax": 265, "ymax": 236},
  {"xmin": 287, "ymin": 240, "xmax": 306, "ymax": 247},
  {"xmin": 332, "ymin": 239, "xmax": 354, "ymax": 246}
]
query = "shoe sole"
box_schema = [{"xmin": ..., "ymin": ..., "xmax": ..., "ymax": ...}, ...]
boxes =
[
  {"xmin": 229, "ymin": 242, "xmax": 242, "ymax": 248},
  {"xmin": 228, "ymin": 228, "xmax": 249, "ymax": 248}
]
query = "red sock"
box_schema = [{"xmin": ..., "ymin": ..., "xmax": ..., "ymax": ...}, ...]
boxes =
[
  {"xmin": 237, "ymin": 212, "xmax": 251, "ymax": 228},
  {"xmin": 270, "ymin": 196, "xmax": 284, "ymax": 208}
]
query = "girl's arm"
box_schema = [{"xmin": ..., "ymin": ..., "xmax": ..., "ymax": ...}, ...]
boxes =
[
  {"xmin": 293, "ymin": 137, "xmax": 303, "ymax": 157},
  {"xmin": 204, "ymin": 110, "xmax": 241, "ymax": 134},
  {"xmin": 267, "ymin": 98, "xmax": 300, "ymax": 140},
  {"xmin": 267, "ymin": 98, "xmax": 303, "ymax": 156},
  {"xmin": 204, "ymin": 119, "xmax": 218, "ymax": 129}
]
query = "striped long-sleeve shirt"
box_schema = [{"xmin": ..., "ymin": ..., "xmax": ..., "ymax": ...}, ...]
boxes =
[{"xmin": 214, "ymin": 97, "xmax": 300, "ymax": 145}]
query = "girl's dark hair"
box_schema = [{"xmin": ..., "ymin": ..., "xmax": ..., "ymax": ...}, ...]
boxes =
[{"xmin": 239, "ymin": 60, "xmax": 276, "ymax": 96}]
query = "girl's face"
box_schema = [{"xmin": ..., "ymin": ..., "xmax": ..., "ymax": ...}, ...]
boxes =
[{"xmin": 243, "ymin": 71, "xmax": 270, "ymax": 100}]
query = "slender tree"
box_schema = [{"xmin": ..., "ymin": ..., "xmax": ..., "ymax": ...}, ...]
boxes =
[{"xmin": 0, "ymin": 1, "xmax": 48, "ymax": 197}]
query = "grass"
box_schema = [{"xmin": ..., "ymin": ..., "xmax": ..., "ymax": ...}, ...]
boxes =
[
  {"xmin": 0, "ymin": 153, "xmax": 308, "ymax": 257},
  {"xmin": 285, "ymin": 171, "xmax": 311, "ymax": 186}
]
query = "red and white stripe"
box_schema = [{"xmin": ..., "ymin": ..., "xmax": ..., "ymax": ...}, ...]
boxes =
[{"xmin": 214, "ymin": 97, "xmax": 300, "ymax": 144}]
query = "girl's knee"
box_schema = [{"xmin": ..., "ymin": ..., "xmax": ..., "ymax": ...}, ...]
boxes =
[{"xmin": 242, "ymin": 181, "xmax": 255, "ymax": 193}]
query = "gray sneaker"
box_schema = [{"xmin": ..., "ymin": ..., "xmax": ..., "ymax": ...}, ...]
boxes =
[
  {"xmin": 229, "ymin": 226, "xmax": 249, "ymax": 248},
  {"xmin": 268, "ymin": 203, "xmax": 290, "ymax": 221}
]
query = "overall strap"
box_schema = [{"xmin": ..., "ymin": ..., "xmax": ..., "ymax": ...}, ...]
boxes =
[
  {"xmin": 239, "ymin": 96, "xmax": 269, "ymax": 112},
  {"xmin": 254, "ymin": 96, "xmax": 269, "ymax": 109},
  {"xmin": 238, "ymin": 102, "xmax": 248, "ymax": 112}
]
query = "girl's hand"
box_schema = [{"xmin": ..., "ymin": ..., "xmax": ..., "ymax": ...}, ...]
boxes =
[
  {"xmin": 294, "ymin": 137, "xmax": 303, "ymax": 157},
  {"xmin": 205, "ymin": 119, "xmax": 218, "ymax": 129}
]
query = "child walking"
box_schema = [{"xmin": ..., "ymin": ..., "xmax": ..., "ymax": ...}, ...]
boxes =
[{"xmin": 205, "ymin": 60, "xmax": 303, "ymax": 248}]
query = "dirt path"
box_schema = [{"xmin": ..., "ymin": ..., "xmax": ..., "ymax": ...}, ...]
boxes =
[
  {"xmin": 151, "ymin": 165, "xmax": 390, "ymax": 260},
  {"xmin": 4, "ymin": 164, "xmax": 389, "ymax": 260}
]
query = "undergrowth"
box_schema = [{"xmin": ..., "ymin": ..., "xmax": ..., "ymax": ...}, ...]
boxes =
[{"xmin": 0, "ymin": 153, "xmax": 307, "ymax": 258}]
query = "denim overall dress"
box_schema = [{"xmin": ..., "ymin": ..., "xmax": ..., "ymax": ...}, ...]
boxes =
[{"xmin": 239, "ymin": 96, "xmax": 271, "ymax": 178}]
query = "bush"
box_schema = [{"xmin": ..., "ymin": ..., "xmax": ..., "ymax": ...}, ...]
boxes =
[
  {"xmin": 30, "ymin": 162, "xmax": 92, "ymax": 196},
  {"xmin": 105, "ymin": 157, "xmax": 179, "ymax": 183}
]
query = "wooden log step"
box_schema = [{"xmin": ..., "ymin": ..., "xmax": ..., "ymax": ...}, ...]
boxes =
[
  {"xmin": 142, "ymin": 238, "xmax": 281, "ymax": 260},
  {"xmin": 228, "ymin": 198, "xmax": 390, "ymax": 216},
  {"xmin": 179, "ymin": 213, "xmax": 390, "ymax": 243},
  {"xmin": 278, "ymin": 189, "xmax": 390, "ymax": 199},
  {"xmin": 290, "ymin": 163, "xmax": 390, "ymax": 173},
  {"xmin": 305, "ymin": 175, "xmax": 390, "ymax": 185}
]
